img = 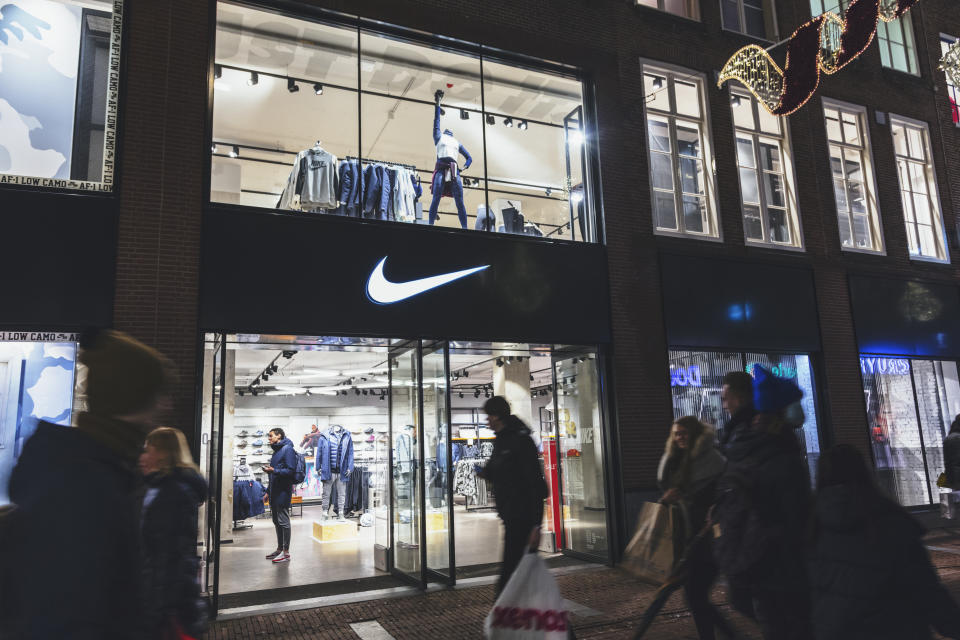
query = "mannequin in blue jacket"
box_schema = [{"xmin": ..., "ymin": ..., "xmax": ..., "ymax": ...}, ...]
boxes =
[{"xmin": 429, "ymin": 90, "xmax": 472, "ymax": 228}]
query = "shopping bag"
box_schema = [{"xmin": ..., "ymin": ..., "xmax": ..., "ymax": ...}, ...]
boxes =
[
  {"xmin": 938, "ymin": 472, "xmax": 948, "ymax": 488},
  {"xmin": 621, "ymin": 502, "xmax": 679, "ymax": 585},
  {"xmin": 942, "ymin": 490, "xmax": 957, "ymax": 520},
  {"xmin": 484, "ymin": 552, "xmax": 569, "ymax": 639}
]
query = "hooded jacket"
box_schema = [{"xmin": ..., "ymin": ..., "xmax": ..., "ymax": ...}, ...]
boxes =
[
  {"xmin": 720, "ymin": 405, "xmax": 756, "ymax": 452},
  {"xmin": 7, "ymin": 421, "xmax": 143, "ymax": 639},
  {"xmin": 809, "ymin": 484, "xmax": 960, "ymax": 639},
  {"xmin": 481, "ymin": 415, "xmax": 547, "ymax": 525},
  {"xmin": 141, "ymin": 468, "xmax": 208, "ymax": 638},
  {"xmin": 657, "ymin": 424, "xmax": 726, "ymax": 538},
  {"xmin": 268, "ymin": 437, "xmax": 297, "ymax": 505},
  {"xmin": 944, "ymin": 432, "xmax": 960, "ymax": 489}
]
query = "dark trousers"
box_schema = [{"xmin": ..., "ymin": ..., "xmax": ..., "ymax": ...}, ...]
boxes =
[
  {"xmin": 497, "ymin": 519, "xmax": 537, "ymax": 595},
  {"xmin": 428, "ymin": 172, "xmax": 468, "ymax": 228},
  {"xmin": 753, "ymin": 588, "xmax": 812, "ymax": 640},
  {"xmin": 272, "ymin": 501, "xmax": 291, "ymax": 551},
  {"xmin": 683, "ymin": 539, "xmax": 735, "ymax": 640}
]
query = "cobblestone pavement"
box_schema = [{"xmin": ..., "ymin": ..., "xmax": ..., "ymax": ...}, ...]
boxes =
[{"xmin": 205, "ymin": 528, "xmax": 960, "ymax": 639}]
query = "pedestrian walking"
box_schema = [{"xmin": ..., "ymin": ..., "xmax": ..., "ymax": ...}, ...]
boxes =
[
  {"xmin": 713, "ymin": 364, "xmax": 812, "ymax": 640},
  {"xmin": 719, "ymin": 371, "xmax": 755, "ymax": 452},
  {"xmin": 264, "ymin": 427, "xmax": 297, "ymax": 564},
  {"xmin": 809, "ymin": 444, "xmax": 960, "ymax": 639},
  {"xmin": 657, "ymin": 417, "xmax": 730, "ymax": 640},
  {"xmin": 139, "ymin": 427, "xmax": 209, "ymax": 639},
  {"xmin": 4, "ymin": 329, "xmax": 173, "ymax": 639},
  {"xmin": 943, "ymin": 415, "xmax": 960, "ymax": 490},
  {"xmin": 477, "ymin": 396, "xmax": 549, "ymax": 595}
]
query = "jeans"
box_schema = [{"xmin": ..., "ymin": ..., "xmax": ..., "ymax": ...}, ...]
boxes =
[
  {"xmin": 497, "ymin": 519, "xmax": 539, "ymax": 595},
  {"xmin": 322, "ymin": 475, "xmax": 346, "ymax": 516},
  {"xmin": 272, "ymin": 500, "xmax": 291, "ymax": 551},
  {"xmin": 428, "ymin": 172, "xmax": 468, "ymax": 229}
]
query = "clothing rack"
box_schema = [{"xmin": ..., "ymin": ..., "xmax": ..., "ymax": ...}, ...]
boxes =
[{"xmin": 344, "ymin": 155, "xmax": 417, "ymax": 171}]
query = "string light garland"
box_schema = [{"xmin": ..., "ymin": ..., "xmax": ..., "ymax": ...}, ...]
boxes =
[
  {"xmin": 717, "ymin": 0, "xmax": 920, "ymax": 116},
  {"xmin": 941, "ymin": 38, "xmax": 960, "ymax": 87}
]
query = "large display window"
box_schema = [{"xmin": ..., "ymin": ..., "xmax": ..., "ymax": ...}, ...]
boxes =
[
  {"xmin": 0, "ymin": 0, "xmax": 123, "ymax": 191},
  {"xmin": 861, "ymin": 355, "xmax": 960, "ymax": 507},
  {"xmin": 199, "ymin": 334, "xmax": 610, "ymax": 611},
  {"xmin": 210, "ymin": 2, "xmax": 596, "ymax": 242},
  {"xmin": 668, "ymin": 349, "xmax": 822, "ymax": 479}
]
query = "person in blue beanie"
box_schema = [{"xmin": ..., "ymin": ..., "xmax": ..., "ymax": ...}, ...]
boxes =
[{"xmin": 713, "ymin": 364, "xmax": 812, "ymax": 640}]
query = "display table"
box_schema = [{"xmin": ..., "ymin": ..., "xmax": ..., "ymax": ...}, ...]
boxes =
[{"xmin": 312, "ymin": 519, "xmax": 358, "ymax": 543}]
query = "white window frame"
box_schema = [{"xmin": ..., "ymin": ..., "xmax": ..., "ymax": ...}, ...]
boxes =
[
  {"xmin": 889, "ymin": 115, "xmax": 950, "ymax": 264},
  {"xmin": 821, "ymin": 98, "xmax": 885, "ymax": 256},
  {"xmin": 641, "ymin": 61, "xmax": 721, "ymax": 242},
  {"xmin": 634, "ymin": 0, "xmax": 700, "ymax": 20},
  {"xmin": 720, "ymin": 0, "xmax": 778, "ymax": 41},
  {"xmin": 809, "ymin": 0, "xmax": 917, "ymax": 75},
  {"xmin": 941, "ymin": 34, "xmax": 960, "ymax": 127},
  {"xmin": 729, "ymin": 88, "xmax": 803, "ymax": 250}
]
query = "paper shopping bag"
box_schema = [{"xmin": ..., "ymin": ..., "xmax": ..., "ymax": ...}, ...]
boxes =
[
  {"xmin": 621, "ymin": 502, "xmax": 679, "ymax": 585},
  {"xmin": 484, "ymin": 553, "xmax": 569, "ymax": 639}
]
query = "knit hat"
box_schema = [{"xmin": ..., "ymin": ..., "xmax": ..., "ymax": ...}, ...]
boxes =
[
  {"xmin": 752, "ymin": 364, "xmax": 803, "ymax": 413},
  {"xmin": 80, "ymin": 329, "xmax": 174, "ymax": 418}
]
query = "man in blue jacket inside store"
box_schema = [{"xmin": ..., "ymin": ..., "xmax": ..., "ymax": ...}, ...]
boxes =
[{"xmin": 264, "ymin": 428, "xmax": 297, "ymax": 564}]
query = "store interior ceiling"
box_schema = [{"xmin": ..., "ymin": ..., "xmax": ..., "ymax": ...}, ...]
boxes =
[{"xmin": 211, "ymin": 3, "xmax": 585, "ymax": 231}]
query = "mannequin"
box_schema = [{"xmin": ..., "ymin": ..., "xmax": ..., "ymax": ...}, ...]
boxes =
[
  {"xmin": 429, "ymin": 90, "xmax": 472, "ymax": 229},
  {"xmin": 320, "ymin": 424, "xmax": 354, "ymax": 521}
]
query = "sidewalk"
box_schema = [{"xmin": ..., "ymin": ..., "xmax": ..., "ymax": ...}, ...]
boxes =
[{"xmin": 205, "ymin": 528, "xmax": 960, "ymax": 639}]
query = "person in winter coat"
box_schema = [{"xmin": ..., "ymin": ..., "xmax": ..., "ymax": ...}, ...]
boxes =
[
  {"xmin": 4, "ymin": 329, "xmax": 173, "ymax": 640},
  {"xmin": 264, "ymin": 427, "xmax": 297, "ymax": 563},
  {"xmin": 943, "ymin": 415, "xmax": 960, "ymax": 490},
  {"xmin": 809, "ymin": 444, "xmax": 960, "ymax": 640},
  {"xmin": 716, "ymin": 364, "xmax": 812, "ymax": 640},
  {"xmin": 477, "ymin": 396, "xmax": 548, "ymax": 595},
  {"xmin": 720, "ymin": 371, "xmax": 755, "ymax": 452},
  {"xmin": 139, "ymin": 427, "xmax": 209, "ymax": 639},
  {"xmin": 657, "ymin": 417, "xmax": 731, "ymax": 640}
]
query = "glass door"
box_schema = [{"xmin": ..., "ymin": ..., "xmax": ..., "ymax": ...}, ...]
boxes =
[
  {"xmin": 552, "ymin": 349, "xmax": 609, "ymax": 560},
  {"xmin": 389, "ymin": 341, "xmax": 423, "ymax": 585},
  {"xmin": 421, "ymin": 341, "xmax": 454, "ymax": 584},
  {"xmin": 200, "ymin": 334, "xmax": 226, "ymax": 611}
]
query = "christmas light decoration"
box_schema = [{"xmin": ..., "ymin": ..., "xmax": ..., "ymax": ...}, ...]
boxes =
[
  {"xmin": 941, "ymin": 38, "xmax": 960, "ymax": 87},
  {"xmin": 718, "ymin": 0, "xmax": 920, "ymax": 116}
]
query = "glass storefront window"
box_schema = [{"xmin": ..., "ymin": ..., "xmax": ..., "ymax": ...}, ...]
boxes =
[
  {"xmin": 0, "ymin": 0, "xmax": 123, "ymax": 191},
  {"xmin": 861, "ymin": 355, "xmax": 960, "ymax": 507},
  {"xmin": 210, "ymin": 2, "xmax": 596, "ymax": 242},
  {"xmin": 668, "ymin": 349, "xmax": 822, "ymax": 479}
]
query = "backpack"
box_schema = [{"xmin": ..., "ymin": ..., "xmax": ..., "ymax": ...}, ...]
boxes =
[
  {"xmin": 294, "ymin": 451, "xmax": 307, "ymax": 484},
  {"xmin": 711, "ymin": 468, "xmax": 776, "ymax": 577}
]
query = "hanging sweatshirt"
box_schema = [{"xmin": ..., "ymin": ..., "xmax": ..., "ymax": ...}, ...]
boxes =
[{"xmin": 277, "ymin": 146, "xmax": 339, "ymax": 210}]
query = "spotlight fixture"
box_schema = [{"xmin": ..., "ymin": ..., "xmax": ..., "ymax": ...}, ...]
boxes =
[
  {"xmin": 460, "ymin": 108, "xmax": 470, "ymax": 120},
  {"xmin": 362, "ymin": 389, "xmax": 368, "ymax": 395},
  {"xmin": 545, "ymin": 188, "xmax": 552, "ymax": 196},
  {"xmin": 474, "ymin": 389, "xmax": 480, "ymax": 398},
  {"xmin": 518, "ymin": 120, "xmax": 528, "ymax": 130},
  {"xmin": 238, "ymin": 389, "xmax": 245, "ymax": 397},
  {"xmin": 247, "ymin": 71, "xmax": 258, "ymax": 86},
  {"xmin": 229, "ymin": 145, "xmax": 239, "ymax": 159},
  {"xmin": 496, "ymin": 357, "xmax": 504, "ymax": 367},
  {"xmin": 530, "ymin": 374, "xmax": 534, "ymax": 381},
  {"xmin": 486, "ymin": 114, "xmax": 495, "ymax": 125},
  {"xmin": 354, "ymin": 387, "xmax": 361, "ymax": 395},
  {"xmin": 214, "ymin": 64, "xmax": 222, "ymax": 79},
  {"xmin": 458, "ymin": 392, "xmax": 464, "ymax": 398},
  {"xmin": 484, "ymin": 389, "xmax": 491, "ymax": 398},
  {"xmin": 731, "ymin": 95, "xmax": 742, "ymax": 107},
  {"xmin": 313, "ymin": 83, "xmax": 324, "ymax": 95},
  {"xmin": 287, "ymin": 78, "xmax": 299, "ymax": 93},
  {"xmin": 462, "ymin": 370, "xmax": 469, "ymax": 378},
  {"xmin": 503, "ymin": 117, "xmax": 513, "ymax": 128},
  {"xmin": 282, "ymin": 350, "xmax": 295, "ymax": 359},
  {"xmin": 652, "ymin": 76, "xmax": 663, "ymax": 89},
  {"xmin": 251, "ymin": 388, "xmax": 259, "ymax": 396},
  {"xmin": 262, "ymin": 373, "xmax": 270, "ymax": 381},
  {"xmin": 269, "ymin": 364, "xmax": 279, "ymax": 374},
  {"xmin": 211, "ymin": 144, "xmax": 217, "ymax": 153},
  {"xmin": 379, "ymin": 392, "xmax": 385, "ymax": 401}
]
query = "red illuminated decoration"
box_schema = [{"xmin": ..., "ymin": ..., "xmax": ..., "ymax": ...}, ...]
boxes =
[{"xmin": 718, "ymin": 0, "xmax": 921, "ymax": 116}]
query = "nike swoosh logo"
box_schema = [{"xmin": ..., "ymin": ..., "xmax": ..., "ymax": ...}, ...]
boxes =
[{"xmin": 366, "ymin": 256, "xmax": 489, "ymax": 304}]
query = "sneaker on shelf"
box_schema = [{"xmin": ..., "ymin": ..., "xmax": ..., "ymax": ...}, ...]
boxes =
[
  {"xmin": 253, "ymin": 449, "xmax": 265, "ymax": 455},
  {"xmin": 272, "ymin": 552, "xmax": 290, "ymax": 564},
  {"xmin": 237, "ymin": 430, "xmax": 249, "ymax": 437},
  {"xmin": 265, "ymin": 549, "xmax": 282, "ymax": 560},
  {"xmin": 252, "ymin": 439, "xmax": 264, "ymax": 446},
  {"xmin": 236, "ymin": 440, "xmax": 247, "ymax": 448},
  {"xmin": 254, "ymin": 430, "xmax": 265, "ymax": 437}
]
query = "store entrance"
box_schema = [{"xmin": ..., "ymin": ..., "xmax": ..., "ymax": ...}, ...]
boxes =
[{"xmin": 199, "ymin": 334, "xmax": 610, "ymax": 612}]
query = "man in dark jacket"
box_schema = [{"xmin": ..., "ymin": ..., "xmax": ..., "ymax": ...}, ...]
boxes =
[
  {"xmin": 264, "ymin": 428, "xmax": 297, "ymax": 563},
  {"xmin": 720, "ymin": 370, "xmax": 755, "ymax": 452},
  {"xmin": 478, "ymin": 396, "xmax": 548, "ymax": 595},
  {"xmin": 5, "ymin": 329, "xmax": 173, "ymax": 640}
]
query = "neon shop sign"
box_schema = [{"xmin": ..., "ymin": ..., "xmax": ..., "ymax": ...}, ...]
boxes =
[
  {"xmin": 670, "ymin": 365, "xmax": 702, "ymax": 387},
  {"xmin": 746, "ymin": 363, "xmax": 796, "ymax": 379},
  {"xmin": 860, "ymin": 357, "xmax": 910, "ymax": 376}
]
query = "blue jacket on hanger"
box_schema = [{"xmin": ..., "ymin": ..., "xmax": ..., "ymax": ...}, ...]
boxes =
[
  {"xmin": 317, "ymin": 428, "xmax": 354, "ymax": 482},
  {"xmin": 338, "ymin": 159, "xmax": 364, "ymax": 212}
]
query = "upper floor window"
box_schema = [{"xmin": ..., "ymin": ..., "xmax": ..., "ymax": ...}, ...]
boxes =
[
  {"xmin": 211, "ymin": 2, "xmax": 596, "ymax": 242},
  {"xmin": 721, "ymin": 0, "xmax": 777, "ymax": 40},
  {"xmin": 890, "ymin": 117, "xmax": 948, "ymax": 262},
  {"xmin": 634, "ymin": 0, "xmax": 700, "ymax": 20},
  {"xmin": 809, "ymin": 0, "xmax": 917, "ymax": 74},
  {"xmin": 730, "ymin": 89, "xmax": 801, "ymax": 248},
  {"xmin": 0, "ymin": 0, "xmax": 124, "ymax": 191},
  {"xmin": 942, "ymin": 34, "xmax": 960, "ymax": 125},
  {"xmin": 822, "ymin": 101, "xmax": 884, "ymax": 253},
  {"xmin": 642, "ymin": 65, "xmax": 719, "ymax": 239}
]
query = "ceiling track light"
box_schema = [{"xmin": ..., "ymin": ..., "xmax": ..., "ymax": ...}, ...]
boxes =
[
  {"xmin": 287, "ymin": 77, "xmax": 299, "ymax": 93},
  {"xmin": 460, "ymin": 108, "xmax": 469, "ymax": 120},
  {"xmin": 503, "ymin": 117, "xmax": 513, "ymax": 128},
  {"xmin": 652, "ymin": 76, "xmax": 663, "ymax": 89},
  {"xmin": 545, "ymin": 187, "xmax": 552, "ymax": 196},
  {"xmin": 313, "ymin": 82, "xmax": 324, "ymax": 95},
  {"xmin": 486, "ymin": 114, "xmax": 495, "ymax": 125},
  {"xmin": 211, "ymin": 144, "xmax": 217, "ymax": 154},
  {"xmin": 518, "ymin": 120, "xmax": 528, "ymax": 130},
  {"xmin": 214, "ymin": 64, "xmax": 222, "ymax": 79},
  {"xmin": 229, "ymin": 145, "xmax": 239, "ymax": 159},
  {"xmin": 247, "ymin": 71, "xmax": 258, "ymax": 86},
  {"xmin": 731, "ymin": 95, "xmax": 742, "ymax": 107}
]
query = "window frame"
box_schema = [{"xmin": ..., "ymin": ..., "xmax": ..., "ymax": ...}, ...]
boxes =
[
  {"xmin": 941, "ymin": 33, "xmax": 960, "ymax": 127},
  {"xmin": 809, "ymin": 0, "xmax": 918, "ymax": 75},
  {"xmin": 633, "ymin": 0, "xmax": 701, "ymax": 21},
  {"xmin": 640, "ymin": 61, "xmax": 721, "ymax": 242},
  {"xmin": 720, "ymin": 0, "xmax": 779, "ymax": 41},
  {"xmin": 0, "ymin": 0, "xmax": 124, "ymax": 193},
  {"xmin": 728, "ymin": 88, "xmax": 803, "ymax": 250},
  {"xmin": 821, "ymin": 98, "xmax": 886, "ymax": 256},
  {"xmin": 888, "ymin": 114, "xmax": 950, "ymax": 264}
]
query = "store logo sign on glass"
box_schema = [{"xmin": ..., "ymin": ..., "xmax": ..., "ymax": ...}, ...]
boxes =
[{"xmin": 366, "ymin": 256, "xmax": 489, "ymax": 304}]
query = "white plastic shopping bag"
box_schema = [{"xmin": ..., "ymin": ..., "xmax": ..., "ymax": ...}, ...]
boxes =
[{"xmin": 484, "ymin": 553, "xmax": 569, "ymax": 639}]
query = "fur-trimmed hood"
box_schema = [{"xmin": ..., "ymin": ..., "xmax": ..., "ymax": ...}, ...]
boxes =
[
  {"xmin": 662, "ymin": 423, "xmax": 717, "ymax": 460},
  {"xmin": 657, "ymin": 424, "xmax": 726, "ymax": 489}
]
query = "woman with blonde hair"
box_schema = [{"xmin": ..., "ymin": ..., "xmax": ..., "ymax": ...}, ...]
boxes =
[
  {"xmin": 139, "ymin": 427, "xmax": 208, "ymax": 639},
  {"xmin": 657, "ymin": 416, "xmax": 729, "ymax": 640}
]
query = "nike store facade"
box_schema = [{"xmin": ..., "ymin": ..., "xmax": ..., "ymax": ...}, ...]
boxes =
[{"xmin": 198, "ymin": 1, "xmax": 613, "ymax": 613}]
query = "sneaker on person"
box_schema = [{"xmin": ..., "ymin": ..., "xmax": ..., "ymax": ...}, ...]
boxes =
[
  {"xmin": 265, "ymin": 549, "xmax": 282, "ymax": 560},
  {"xmin": 272, "ymin": 552, "xmax": 290, "ymax": 564}
]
